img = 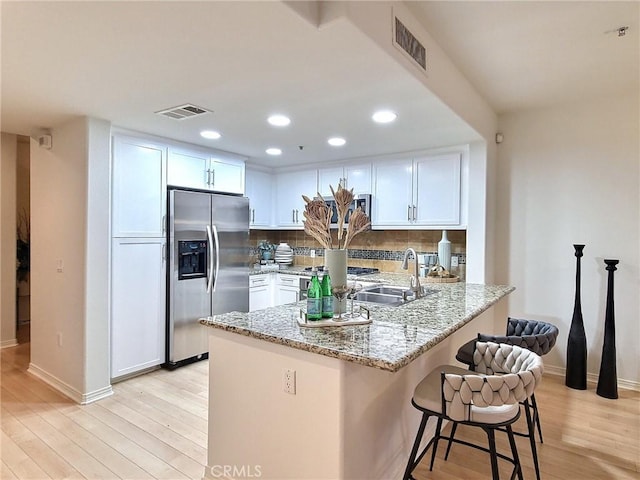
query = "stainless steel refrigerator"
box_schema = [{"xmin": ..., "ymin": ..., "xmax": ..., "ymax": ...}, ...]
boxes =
[{"xmin": 166, "ymin": 188, "xmax": 249, "ymax": 369}]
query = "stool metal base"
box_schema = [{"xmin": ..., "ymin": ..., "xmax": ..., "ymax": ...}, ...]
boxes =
[{"xmin": 403, "ymin": 402, "xmax": 524, "ymax": 480}]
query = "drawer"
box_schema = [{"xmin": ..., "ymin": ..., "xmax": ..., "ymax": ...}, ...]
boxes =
[
  {"xmin": 250, "ymin": 275, "xmax": 269, "ymax": 288},
  {"xmin": 276, "ymin": 274, "xmax": 299, "ymax": 286}
]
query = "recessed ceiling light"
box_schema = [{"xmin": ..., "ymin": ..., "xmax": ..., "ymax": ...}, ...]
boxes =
[
  {"xmin": 372, "ymin": 110, "xmax": 397, "ymax": 124},
  {"xmin": 200, "ymin": 130, "xmax": 221, "ymax": 139},
  {"xmin": 328, "ymin": 137, "xmax": 346, "ymax": 147},
  {"xmin": 266, "ymin": 147, "xmax": 282, "ymax": 156},
  {"xmin": 267, "ymin": 114, "xmax": 291, "ymax": 127}
]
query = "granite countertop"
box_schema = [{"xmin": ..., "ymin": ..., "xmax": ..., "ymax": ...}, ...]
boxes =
[{"xmin": 201, "ymin": 281, "xmax": 515, "ymax": 372}]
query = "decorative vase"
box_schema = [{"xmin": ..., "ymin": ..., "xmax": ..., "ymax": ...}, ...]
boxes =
[
  {"xmin": 325, "ymin": 249, "xmax": 348, "ymax": 314},
  {"xmin": 566, "ymin": 244, "xmax": 587, "ymax": 390},
  {"xmin": 597, "ymin": 259, "xmax": 619, "ymax": 399},
  {"xmin": 438, "ymin": 230, "xmax": 451, "ymax": 271}
]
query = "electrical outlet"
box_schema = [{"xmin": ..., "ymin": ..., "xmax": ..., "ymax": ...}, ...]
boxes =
[
  {"xmin": 310, "ymin": 249, "xmax": 316, "ymax": 258},
  {"xmin": 57, "ymin": 333, "xmax": 63, "ymax": 347},
  {"xmin": 451, "ymin": 256, "xmax": 459, "ymax": 268},
  {"xmin": 56, "ymin": 259, "xmax": 64, "ymax": 273},
  {"xmin": 283, "ymin": 369, "xmax": 296, "ymax": 394}
]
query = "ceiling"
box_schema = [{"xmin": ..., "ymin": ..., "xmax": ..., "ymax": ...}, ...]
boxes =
[{"xmin": 2, "ymin": 1, "xmax": 638, "ymax": 168}]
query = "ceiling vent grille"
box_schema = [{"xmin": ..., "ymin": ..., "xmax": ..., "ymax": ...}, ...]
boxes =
[
  {"xmin": 393, "ymin": 17, "xmax": 426, "ymax": 72},
  {"xmin": 156, "ymin": 104, "xmax": 211, "ymax": 120}
]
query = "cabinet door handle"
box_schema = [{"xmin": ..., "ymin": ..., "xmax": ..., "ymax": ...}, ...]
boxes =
[
  {"xmin": 205, "ymin": 169, "xmax": 210, "ymax": 186},
  {"xmin": 413, "ymin": 205, "xmax": 417, "ymax": 222},
  {"xmin": 210, "ymin": 168, "xmax": 215, "ymax": 187},
  {"xmin": 407, "ymin": 205, "xmax": 412, "ymax": 221},
  {"xmin": 292, "ymin": 209, "xmax": 296, "ymax": 223},
  {"xmin": 162, "ymin": 215, "xmax": 166, "ymax": 234},
  {"xmin": 162, "ymin": 243, "xmax": 166, "ymax": 261},
  {"xmin": 251, "ymin": 209, "xmax": 255, "ymax": 223},
  {"xmin": 295, "ymin": 209, "xmax": 299, "ymax": 223}
]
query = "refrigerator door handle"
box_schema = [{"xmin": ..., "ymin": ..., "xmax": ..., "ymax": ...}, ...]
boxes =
[
  {"xmin": 206, "ymin": 225, "xmax": 215, "ymax": 293},
  {"xmin": 211, "ymin": 224, "xmax": 220, "ymax": 293}
]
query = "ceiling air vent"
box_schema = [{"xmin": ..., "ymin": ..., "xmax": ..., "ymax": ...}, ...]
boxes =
[
  {"xmin": 393, "ymin": 16, "xmax": 426, "ymax": 72},
  {"xmin": 156, "ymin": 104, "xmax": 211, "ymax": 120}
]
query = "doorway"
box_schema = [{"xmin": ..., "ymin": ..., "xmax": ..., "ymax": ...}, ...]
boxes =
[{"xmin": 16, "ymin": 135, "xmax": 30, "ymax": 345}]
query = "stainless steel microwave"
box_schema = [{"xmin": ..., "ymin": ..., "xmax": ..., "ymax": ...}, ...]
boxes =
[{"xmin": 321, "ymin": 194, "xmax": 372, "ymax": 228}]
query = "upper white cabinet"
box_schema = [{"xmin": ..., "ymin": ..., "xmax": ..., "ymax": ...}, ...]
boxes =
[
  {"xmin": 168, "ymin": 146, "xmax": 245, "ymax": 194},
  {"xmin": 245, "ymin": 168, "xmax": 273, "ymax": 227},
  {"xmin": 413, "ymin": 154, "xmax": 461, "ymax": 225},
  {"xmin": 112, "ymin": 135, "xmax": 167, "ymax": 238},
  {"xmin": 275, "ymin": 170, "xmax": 317, "ymax": 228},
  {"xmin": 373, "ymin": 153, "xmax": 461, "ymax": 227},
  {"xmin": 318, "ymin": 164, "xmax": 371, "ymax": 197}
]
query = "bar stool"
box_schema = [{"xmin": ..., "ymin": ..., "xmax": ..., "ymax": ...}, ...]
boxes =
[
  {"xmin": 454, "ymin": 318, "xmax": 558, "ymax": 480},
  {"xmin": 403, "ymin": 342, "xmax": 544, "ymax": 480}
]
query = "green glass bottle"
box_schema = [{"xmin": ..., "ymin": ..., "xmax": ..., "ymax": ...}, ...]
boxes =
[
  {"xmin": 306, "ymin": 268, "xmax": 322, "ymax": 320},
  {"xmin": 321, "ymin": 268, "xmax": 333, "ymax": 318}
]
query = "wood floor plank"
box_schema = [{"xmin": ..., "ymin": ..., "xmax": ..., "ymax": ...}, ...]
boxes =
[
  {"xmin": 1, "ymin": 460, "xmax": 19, "ymax": 480},
  {"xmin": 1, "ymin": 431, "xmax": 53, "ymax": 480},
  {"xmin": 1, "ymin": 406, "xmax": 84, "ymax": 480},
  {"xmin": 96, "ymin": 397, "xmax": 206, "ymax": 464},
  {"xmin": 82, "ymin": 402, "xmax": 202, "ymax": 479},
  {"xmin": 3, "ymin": 327, "xmax": 639, "ymax": 480},
  {"xmin": 111, "ymin": 384, "xmax": 208, "ymax": 445},
  {"xmin": 63, "ymin": 405, "xmax": 188, "ymax": 480}
]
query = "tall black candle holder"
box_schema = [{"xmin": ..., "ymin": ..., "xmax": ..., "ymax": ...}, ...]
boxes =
[
  {"xmin": 597, "ymin": 259, "xmax": 619, "ymax": 399},
  {"xmin": 566, "ymin": 244, "xmax": 587, "ymax": 390}
]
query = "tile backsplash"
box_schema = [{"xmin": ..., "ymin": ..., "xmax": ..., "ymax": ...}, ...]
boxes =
[{"xmin": 250, "ymin": 229, "xmax": 466, "ymax": 275}]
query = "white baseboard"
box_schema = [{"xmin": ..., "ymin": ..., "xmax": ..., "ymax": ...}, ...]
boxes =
[
  {"xmin": 28, "ymin": 363, "xmax": 113, "ymax": 404},
  {"xmin": 1, "ymin": 338, "xmax": 18, "ymax": 348},
  {"xmin": 544, "ymin": 365, "xmax": 639, "ymax": 392}
]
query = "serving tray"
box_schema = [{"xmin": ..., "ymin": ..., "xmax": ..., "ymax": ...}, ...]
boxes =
[{"xmin": 297, "ymin": 307, "xmax": 372, "ymax": 328}]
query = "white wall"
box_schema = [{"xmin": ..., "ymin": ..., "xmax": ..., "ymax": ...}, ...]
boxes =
[
  {"xmin": 1, "ymin": 133, "xmax": 18, "ymax": 347},
  {"xmin": 496, "ymin": 92, "xmax": 640, "ymax": 386},
  {"xmin": 29, "ymin": 117, "xmax": 112, "ymax": 402}
]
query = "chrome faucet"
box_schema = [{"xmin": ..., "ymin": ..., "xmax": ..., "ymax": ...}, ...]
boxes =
[{"xmin": 401, "ymin": 248, "xmax": 422, "ymax": 298}]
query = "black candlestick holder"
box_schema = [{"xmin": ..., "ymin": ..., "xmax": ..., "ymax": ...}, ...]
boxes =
[
  {"xmin": 566, "ymin": 244, "xmax": 587, "ymax": 390},
  {"xmin": 596, "ymin": 259, "xmax": 619, "ymax": 399}
]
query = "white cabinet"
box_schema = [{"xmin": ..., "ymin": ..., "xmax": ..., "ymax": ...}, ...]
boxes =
[
  {"xmin": 168, "ymin": 146, "xmax": 245, "ymax": 194},
  {"xmin": 318, "ymin": 164, "xmax": 371, "ymax": 197},
  {"xmin": 413, "ymin": 154, "xmax": 461, "ymax": 225},
  {"xmin": 373, "ymin": 153, "xmax": 461, "ymax": 228},
  {"xmin": 372, "ymin": 158, "xmax": 414, "ymax": 226},
  {"xmin": 275, "ymin": 170, "xmax": 317, "ymax": 228},
  {"xmin": 245, "ymin": 168, "xmax": 273, "ymax": 227},
  {"xmin": 110, "ymin": 238, "xmax": 166, "ymax": 379},
  {"xmin": 112, "ymin": 136, "xmax": 167, "ymax": 238},
  {"xmin": 275, "ymin": 274, "xmax": 300, "ymax": 306},
  {"xmin": 249, "ymin": 274, "xmax": 272, "ymax": 312},
  {"xmin": 111, "ymin": 133, "xmax": 168, "ymax": 379}
]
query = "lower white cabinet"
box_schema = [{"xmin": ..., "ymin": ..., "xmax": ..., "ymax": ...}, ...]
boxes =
[
  {"xmin": 249, "ymin": 274, "xmax": 272, "ymax": 312},
  {"xmin": 249, "ymin": 273, "xmax": 301, "ymax": 311},
  {"xmin": 111, "ymin": 238, "xmax": 166, "ymax": 379},
  {"xmin": 275, "ymin": 274, "xmax": 300, "ymax": 306}
]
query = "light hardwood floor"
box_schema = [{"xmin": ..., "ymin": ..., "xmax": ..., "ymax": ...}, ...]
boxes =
[{"xmin": 2, "ymin": 330, "xmax": 639, "ymax": 480}]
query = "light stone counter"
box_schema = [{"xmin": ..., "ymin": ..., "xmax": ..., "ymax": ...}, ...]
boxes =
[
  {"xmin": 202, "ymin": 280, "xmax": 514, "ymax": 480},
  {"xmin": 201, "ymin": 282, "xmax": 514, "ymax": 372}
]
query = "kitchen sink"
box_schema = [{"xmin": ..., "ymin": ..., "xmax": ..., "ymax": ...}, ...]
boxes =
[
  {"xmin": 354, "ymin": 292, "xmax": 408, "ymax": 306},
  {"xmin": 362, "ymin": 286, "xmax": 412, "ymax": 297},
  {"xmin": 354, "ymin": 285, "xmax": 428, "ymax": 307}
]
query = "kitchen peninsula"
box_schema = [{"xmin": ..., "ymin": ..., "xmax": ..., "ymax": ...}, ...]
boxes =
[{"xmin": 201, "ymin": 281, "xmax": 514, "ymax": 480}]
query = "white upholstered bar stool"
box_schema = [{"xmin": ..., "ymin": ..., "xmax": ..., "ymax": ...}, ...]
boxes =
[{"xmin": 403, "ymin": 342, "xmax": 544, "ymax": 480}]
